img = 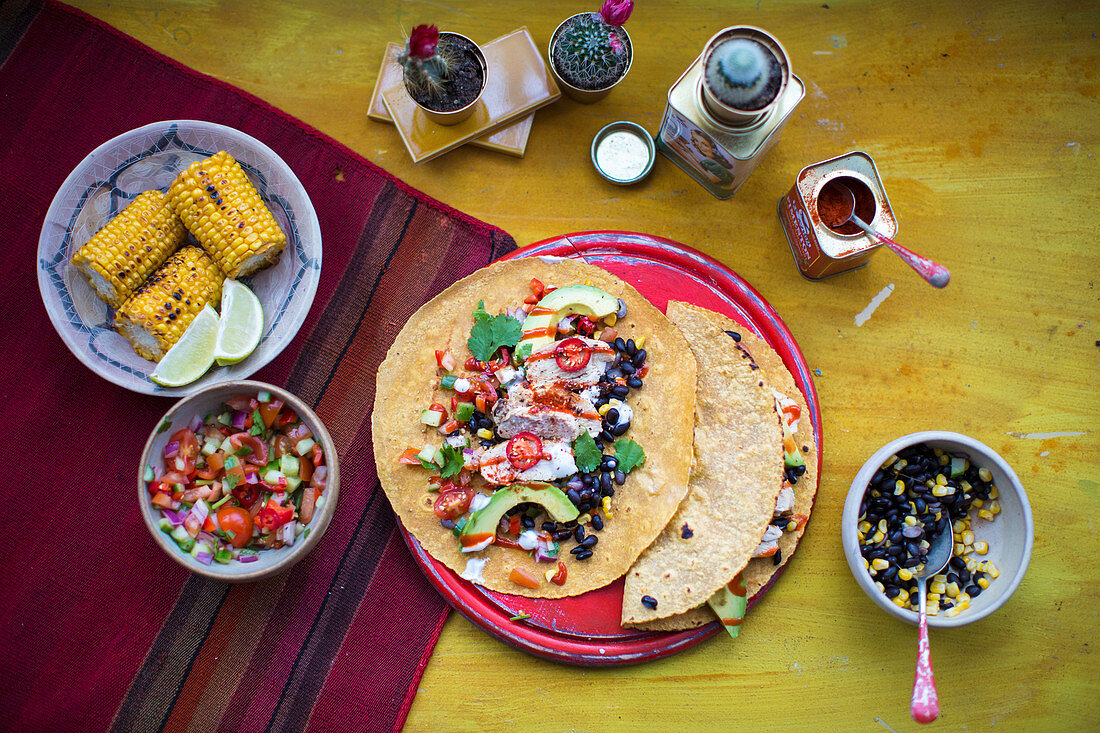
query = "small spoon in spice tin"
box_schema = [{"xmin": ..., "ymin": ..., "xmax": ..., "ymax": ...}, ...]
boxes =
[
  {"xmin": 909, "ymin": 522, "xmax": 954, "ymax": 724},
  {"xmin": 823, "ymin": 182, "xmax": 951, "ymax": 288}
]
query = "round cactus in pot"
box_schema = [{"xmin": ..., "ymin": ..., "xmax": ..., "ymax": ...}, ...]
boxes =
[
  {"xmin": 550, "ymin": 0, "xmax": 635, "ymax": 101},
  {"xmin": 395, "ymin": 24, "xmax": 487, "ymax": 124}
]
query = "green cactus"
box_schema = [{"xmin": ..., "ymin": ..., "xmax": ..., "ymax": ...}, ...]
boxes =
[
  {"xmin": 551, "ymin": 13, "xmax": 631, "ymax": 91},
  {"xmin": 397, "ymin": 37, "xmax": 459, "ymax": 100},
  {"xmin": 704, "ymin": 38, "xmax": 781, "ymax": 111}
]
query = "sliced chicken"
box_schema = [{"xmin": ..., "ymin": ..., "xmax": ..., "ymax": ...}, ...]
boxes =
[
  {"xmin": 478, "ymin": 440, "xmax": 578, "ymax": 485},
  {"xmin": 773, "ymin": 484, "xmax": 794, "ymax": 517},
  {"xmin": 523, "ymin": 337, "xmax": 616, "ymax": 388},
  {"xmin": 752, "ymin": 524, "xmax": 783, "ymax": 558},
  {"xmin": 491, "ymin": 382, "xmax": 601, "ymax": 441}
]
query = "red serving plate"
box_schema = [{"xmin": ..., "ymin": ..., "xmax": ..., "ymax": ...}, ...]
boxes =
[{"xmin": 400, "ymin": 231, "xmax": 822, "ymax": 665}]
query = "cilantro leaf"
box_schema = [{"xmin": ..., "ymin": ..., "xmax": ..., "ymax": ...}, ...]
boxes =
[
  {"xmin": 467, "ymin": 301, "xmax": 522, "ymax": 361},
  {"xmin": 438, "ymin": 444, "xmax": 465, "ymax": 479},
  {"xmin": 614, "ymin": 439, "xmax": 646, "ymax": 473},
  {"xmin": 417, "ymin": 456, "xmax": 437, "ymax": 472},
  {"xmin": 572, "ymin": 432, "xmax": 602, "ymax": 473}
]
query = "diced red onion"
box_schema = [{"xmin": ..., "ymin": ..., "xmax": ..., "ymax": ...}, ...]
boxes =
[
  {"xmin": 197, "ymin": 530, "xmax": 218, "ymax": 546},
  {"xmin": 281, "ymin": 522, "xmax": 297, "ymax": 546},
  {"xmin": 161, "ymin": 509, "xmax": 185, "ymax": 527},
  {"xmin": 313, "ymin": 466, "xmax": 328, "ymax": 483},
  {"xmin": 188, "ymin": 415, "xmax": 203, "ymax": 432},
  {"xmin": 238, "ymin": 554, "xmax": 259, "ymax": 563},
  {"xmin": 533, "ymin": 544, "xmax": 557, "ymax": 563},
  {"xmin": 245, "ymin": 471, "xmax": 259, "ymax": 484},
  {"xmin": 194, "ymin": 552, "xmax": 214, "ymax": 565},
  {"xmin": 191, "ymin": 502, "xmax": 209, "ymax": 525},
  {"xmin": 231, "ymin": 411, "xmax": 247, "ymax": 430},
  {"xmin": 163, "ymin": 441, "xmax": 180, "ymax": 459}
]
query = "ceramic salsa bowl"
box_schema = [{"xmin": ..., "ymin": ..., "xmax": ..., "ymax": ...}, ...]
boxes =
[
  {"xmin": 138, "ymin": 380, "xmax": 339, "ymax": 582},
  {"xmin": 842, "ymin": 431, "xmax": 1033, "ymax": 628}
]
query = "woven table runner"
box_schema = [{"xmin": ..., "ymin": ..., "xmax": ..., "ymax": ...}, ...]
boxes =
[{"xmin": 0, "ymin": 2, "xmax": 515, "ymax": 730}]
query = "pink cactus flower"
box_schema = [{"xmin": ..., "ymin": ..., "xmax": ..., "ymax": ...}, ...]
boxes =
[
  {"xmin": 408, "ymin": 24, "xmax": 439, "ymax": 59},
  {"xmin": 608, "ymin": 31, "xmax": 624, "ymax": 54},
  {"xmin": 599, "ymin": 0, "xmax": 634, "ymax": 26}
]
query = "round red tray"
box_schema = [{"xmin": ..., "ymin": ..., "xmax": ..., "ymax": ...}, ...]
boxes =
[{"xmin": 400, "ymin": 231, "xmax": 822, "ymax": 665}]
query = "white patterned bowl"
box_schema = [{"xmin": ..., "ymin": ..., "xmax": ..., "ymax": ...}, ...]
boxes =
[{"xmin": 37, "ymin": 120, "xmax": 322, "ymax": 396}]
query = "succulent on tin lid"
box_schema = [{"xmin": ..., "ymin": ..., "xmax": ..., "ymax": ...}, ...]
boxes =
[
  {"xmin": 396, "ymin": 24, "xmax": 457, "ymax": 99},
  {"xmin": 552, "ymin": 1, "xmax": 635, "ymax": 92},
  {"xmin": 704, "ymin": 37, "xmax": 783, "ymax": 111}
]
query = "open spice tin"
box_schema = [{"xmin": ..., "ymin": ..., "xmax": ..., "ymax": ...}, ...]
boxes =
[
  {"xmin": 778, "ymin": 151, "xmax": 897, "ymax": 280},
  {"xmin": 591, "ymin": 121, "xmax": 655, "ymax": 185}
]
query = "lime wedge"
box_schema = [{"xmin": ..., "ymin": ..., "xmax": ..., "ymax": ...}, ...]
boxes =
[
  {"xmin": 150, "ymin": 306, "xmax": 219, "ymax": 387},
  {"xmin": 213, "ymin": 279, "xmax": 263, "ymax": 366}
]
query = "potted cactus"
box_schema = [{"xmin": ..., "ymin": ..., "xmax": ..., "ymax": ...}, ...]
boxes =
[
  {"xmin": 396, "ymin": 24, "xmax": 487, "ymax": 125},
  {"xmin": 548, "ymin": 0, "xmax": 634, "ymax": 103},
  {"xmin": 699, "ymin": 27, "xmax": 790, "ymax": 125}
]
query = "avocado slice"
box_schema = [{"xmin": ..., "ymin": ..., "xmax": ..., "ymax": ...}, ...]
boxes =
[
  {"xmin": 782, "ymin": 426, "xmax": 805, "ymax": 468},
  {"xmin": 515, "ymin": 284, "xmax": 619, "ymax": 360},
  {"xmin": 460, "ymin": 483, "xmax": 579, "ymax": 548}
]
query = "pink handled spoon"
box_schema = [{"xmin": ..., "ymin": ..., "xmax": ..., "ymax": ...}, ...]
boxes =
[{"xmin": 909, "ymin": 520, "xmax": 954, "ymax": 723}]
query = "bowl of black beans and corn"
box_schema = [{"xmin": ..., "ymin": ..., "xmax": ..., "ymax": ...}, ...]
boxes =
[{"xmin": 842, "ymin": 432, "xmax": 1033, "ymax": 627}]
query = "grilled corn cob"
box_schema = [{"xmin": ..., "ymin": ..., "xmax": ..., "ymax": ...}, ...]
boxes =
[
  {"xmin": 167, "ymin": 151, "xmax": 286, "ymax": 278},
  {"xmin": 115, "ymin": 246, "xmax": 225, "ymax": 361},
  {"xmin": 70, "ymin": 190, "xmax": 186, "ymax": 308}
]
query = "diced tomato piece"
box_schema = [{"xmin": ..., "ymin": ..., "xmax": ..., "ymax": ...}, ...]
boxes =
[
  {"xmin": 509, "ymin": 567, "xmax": 541, "ymax": 589},
  {"xmin": 299, "ymin": 457, "xmax": 314, "ymax": 482},
  {"xmin": 435, "ymin": 349, "xmax": 457, "ymax": 371},
  {"xmin": 523, "ymin": 294, "xmax": 538, "ymax": 304},
  {"xmin": 257, "ymin": 397, "xmax": 284, "ymax": 428},
  {"xmin": 286, "ymin": 423, "xmax": 314, "ymax": 443},
  {"xmin": 429, "ymin": 403, "xmax": 449, "ymax": 421},
  {"xmin": 203, "ymin": 515, "xmax": 217, "ymax": 532},
  {"xmin": 530, "ymin": 278, "xmax": 545, "ymax": 297},
  {"xmin": 169, "ymin": 429, "xmax": 199, "ymax": 476},
  {"xmin": 493, "ymin": 535, "xmax": 523, "ymax": 550},
  {"xmin": 254, "ymin": 499, "xmax": 294, "ymax": 530},
  {"xmin": 398, "ymin": 447, "xmax": 422, "ymax": 465},
  {"xmin": 228, "ymin": 433, "xmax": 269, "ymax": 465},
  {"xmin": 432, "ymin": 487, "xmax": 473, "ymax": 520},
  {"xmin": 226, "ymin": 396, "xmax": 258, "ymax": 413},
  {"xmin": 311, "ymin": 465, "xmax": 328, "ymax": 493},
  {"xmin": 151, "ymin": 492, "xmax": 174, "ymax": 509},
  {"xmin": 160, "ymin": 470, "xmax": 189, "ymax": 486},
  {"xmin": 216, "ymin": 506, "xmax": 255, "ymax": 548},
  {"xmin": 232, "ymin": 484, "xmax": 262, "ymax": 509},
  {"xmin": 276, "ymin": 407, "xmax": 298, "ymax": 427},
  {"xmin": 551, "ymin": 561, "xmax": 568, "ymax": 586},
  {"xmin": 577, "ymin": 316, "xmax": 596, "ymax": 336},
  {"xmin": 440, "ymin": 419, "xmax": 460, "ymax": 434},
  {"xmin": 509, "ymin": 515, "xmax": 521, "ymax": 536},
  {"xmin": 464, "ymin": 357, "xmax": 485, "ymax": 372},
  {"xmin": 183, "ymin": 512, "xmax": 202, "ymax": 538},
  {"xmin": 312, "ymin": 443, "xmax": 324, "ymax": 467}
]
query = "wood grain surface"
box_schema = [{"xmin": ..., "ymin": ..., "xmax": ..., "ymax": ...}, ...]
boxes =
[{"xmin": 68, "ymin": 1, "xmax": 1100, "ymax": 730}]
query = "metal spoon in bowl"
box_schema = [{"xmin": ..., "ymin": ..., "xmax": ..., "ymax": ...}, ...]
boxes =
[
  {"xmin": 828, "ymin": 183, "xmax": 951, "ymax": 288},
  {"xmin": 909, "ymin": 522, "xmax": 954, "ymax": 724}
]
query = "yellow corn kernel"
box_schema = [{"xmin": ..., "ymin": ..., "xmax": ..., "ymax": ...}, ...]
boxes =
[
  {"xmin": 602, "ymin": 496, "xmax": 613, "ymax": 517},
  {"xmin": 577, "ymin": 514, "xmax": 591, "ymax": 525},
  {"xmin": 893, "ymin": 596, "xmax": 909, "ymax": 608},
  {"xmin": 978, "ymin": 467, "xmax": 993, "ymax": 482},
  {"xmin": 953, "ymin": 518, "xmax": 967, "ymax": 533},
  {"xmin": 875, "ymin": 581, "xmax": 885, "ymax": 592},
  {"xmin": 945, "ymin": 605, "xmax": 963, "ymax": 618},
  {"xmin": 904, "ymin": 516, "xmax": 917, "ymax": 526},
  {"xmin": 927, "ymin": 592, "xmax": 941, "ymax": 602},
  {"xmin": 608, "ymin": 398, "xmax": 623, "ymax": 407},
  {"xmin": 893, "ymin": 459, "xmax": 907, "ymax": 471},
  {"xmin": 545, "ymin": 568, "xmax": 557, "ymax": 582},
  {"xmin": 960, "ymin": 480, "xmax": 972, "ymax": 492},
  {"xmin": 862, "ymin": 557, "xmax": 870, "ymax": 570},
  {"xmin": 955, "ymin": 542, "xmax": 966, "ymax": 555},
  {"xmin": 872, "ymin": 558, "xmax": 890, "ymax": 571},
  {"xmin": 476, "ymin": 428, "xmax": 494, "ymax": 439},
  {"xmin": 598, "ymin": 404, "xmax": 612, "ymax": 416},
  {"xmin": 989, "ymin": 500, "xmax": 1001, "ymax": 515},
  {"xmin": 877, "ymin": 519, "xmax": 887, "ymax": 533},
  {"xmin": 978, "ymin": 509, "xmax": 995, "ymax": 521},
  {"xmin": 604, "ymin": 313, "xmax": 618, "ymax": 326},
  {"xmin": 957, "ymin": 592, "xmax": 972, "ymax": 605},
  {"xmin": 896, "ymin": 588, "xmax": 910, "ymax": 604},
  {"xmin": 974, "ymin": 541, "xmax": 989, "ymax": 555},
  {"xmin": 933, "ymin": 573, "xmax": 947, "ymax": 583},
  {"xmin": 925, "ymin": 479, "xmax": 936, "ymax": 488},
  {"xmin": 971, "ymin": 498, "xmax": 984, "ymax": 509},
  {"xmin": 946, "ymin": 582, "xmax": 960, "ymax": 598},
  {"xmin": 990, "ymin": 486, "xmax": 999, "ymax": 500},
  {"xmin": 930, "ymin": 580, "xmax": 946, "ymax": 594},
  {"xmin": 894, "ymin": 483, "xmax": 906, "ymax": 496},
  {"xmin": 881, "ymin": 454, "xmax": 899, "ymax": 470},
  {"xmin": 966, "ymin": 558, "xmax": 979, "ymax": 572},
  {"xmin": 898, "ymin": 568, "xmax": 913, "ymax": 582},
  {"xmin": 634, "ymin": 336, "xmax": 646, "ymax": 348},
  {"xmin": 786, "ymin": 520, "xmax": 797, "ymax": 532},
  {"xmin": 962, "ymin": 531, "xmax": 975, "ymax": 545},
  {"xmin": 936, "ymin": 474, "xmax": 948, "ymax": 485},
  {"xmin": 932, "ymin": 485, "xmax": 948, "ymax": 497},
  {"xmin": 985, "ymin": 562, "xmax": 999, "ymax": 578},
  {"xmin": 977, "ymin": 576, "xmax": 990, "ymax": 589},
  {"xmin": 926, "ymin": 605, "xmax": 939, "ymax": 616},
  {"xmin": 858, "ymin": 520, "xmax": 872, "ymax": 534},
  {"xmin": 872, "ymin": 531, "xmax": 886, "ymax": 543}
]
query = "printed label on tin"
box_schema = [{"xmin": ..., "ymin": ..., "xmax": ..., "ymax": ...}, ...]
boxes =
[
  {"xmin": 658, "ymin": 107, "xmax": 741, "ymax": 198},
  {"xmin": 781, "ymin": 190, "xmax": 816, "ymax": 264}
]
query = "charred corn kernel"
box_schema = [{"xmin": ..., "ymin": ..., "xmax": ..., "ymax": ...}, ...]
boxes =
[
  {"xmin": 167, "ymin": 151, "xmax": 286, "ymax": 278},
  {"xmin": 989, "ymin": 500, "xmax": 1001, "ymax": 515},
  {"xmin": 872, "ymin": 530, "xmax": 886, "ymax": 543},
  {"xmin": 977, "ymin": 576, "xmax": 991, "ymax": 589},
  {"xmin": 936, "ymin": 473, "xmax": 948, "ymax": 485},
  {"xmin": 476, "ymin": 428, "xmax": 494, "ymax": 439},
  {"xmin": 930, "ymin": 580, "xmax": 946, "ymax": 594},
  {"xmin": 114, "ymin": 245, "xmax": 224, "ymax": 361},
  {"xmin": 898, "ymin": 568, "xmax": 913, "ymax": 582},
  {"xmin": 871, "ymin": 558, "xmax": 890, "ymax": 571},
  {"xmin": 974, "ymin": 541, "xmax": 989, "ymax": 555},
  {"xmin": 604, "ymin": 313, "xmax": 618, "ymax": 326},
  {"xmin": 978, "ymin": 467, "xmax": 993, "ymax": 482},
  {"xmin": 858, "ymin": 520, "xmax": 873, "ymax": 534},
  {"xmin": 972, "ymin": 498, "xmax": 984, "ymax": 509},
  {"xmin": 904, "ymin": 515, "xmax": 917, "ymax": 526},
  {"xmin": 932, "ymin": 485, "xmax": 948, "ymax": 497},
  {"xmin": 962, "ymin": 531, "xmax": 975, "ymax": 545},
  {"xmin": 598, "ymin": 404, "xmax": 612, "ymax": 416},
  {"xmin": 602, "ymin": 496, "xmax": 613, "ymax": 517},
  {"xmin": 634, "ymin": 336, "xmax": 645, "ymax": 348},
  {"xmin": 990, "ymin": 486, "xmax": 999, "ymax": 500},
  {"xmin": 946, "ymin": 582, "xmax": 960, "ymax": 598},
  {"xmin": 957, "ymin": 592, "xmax": 971, "ymax": 604},
  {"xmin": 71, "ymin": 190, "xmax": 187, "ymax": 308}
]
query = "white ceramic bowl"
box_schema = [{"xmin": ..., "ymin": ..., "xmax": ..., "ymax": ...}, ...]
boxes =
[
  {"xmin": 37, "ymin": 120, "xmax": 322, "ymax": 395},
  {"xmin": 138, "ymin": 380, "xmax": 339, "ymax": 582},
  {"xmin": 842, "ymin": 431, "xmax": 1033, "ymax": 627}
]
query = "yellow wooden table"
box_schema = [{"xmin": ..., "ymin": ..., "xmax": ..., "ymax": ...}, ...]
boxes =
[{"xmin": 72, "ymin": 1, "xmax": 1098, "ymax": 729}]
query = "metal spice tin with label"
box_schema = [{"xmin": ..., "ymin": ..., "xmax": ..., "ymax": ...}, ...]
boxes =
[{"xmin": 778, "ymin": 151, "xmax": 898, "ymax": 280}]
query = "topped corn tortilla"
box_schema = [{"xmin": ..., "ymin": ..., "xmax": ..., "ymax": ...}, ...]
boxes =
[
  {"xmin": 628, "ymin": 303, "xmax": 818, "ymax": 630},
  {"xmin": 372, "ymin": 257, "xmax": 697, "ymax": 598},
  {"xmin": 622, "ymin": 302, "xmax": 784, "ymax": 624}
]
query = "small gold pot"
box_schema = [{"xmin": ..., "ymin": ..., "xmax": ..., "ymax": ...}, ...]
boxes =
[
  {"xmin": 699, "ymin": 26, "xmax": 791, "ymax": 127},
  {"xmin": 548, "ymin": 13, "xmax": 632, "ymax": 104},
  {"xmin": 404, "ymin": 32, "xmax": 487, "ymax": 126}
]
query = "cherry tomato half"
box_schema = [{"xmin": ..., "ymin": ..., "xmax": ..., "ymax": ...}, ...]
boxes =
[
  {"xmin": 553, "ymin": 337, "xmax": 591, "ymax": 372},
  {"xmin": 169, "ymin": 429, "xmax": 199, "ymax": 476},
  {"xmin": 216, "ymin": 505, "xmax": 255, "ymax": 548},
  {"xmin": 433, "ymin": 488, "xmax": 473, "ymax": 520},
  {"xmin": 506, "ymin": 432, "xmax": 544, "ymax": 470}
]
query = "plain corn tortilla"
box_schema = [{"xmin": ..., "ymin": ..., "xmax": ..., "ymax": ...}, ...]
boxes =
[
  {"xmin": 372, "ymin": 257, "xmax": 697, "ymax": 598},
  {"xmin": 630, "ymin": 307, "xmax": 819, "ymax": 631},
  {"xmin": 621, "ymin": 302, "xmax": 783, "ymax": 625}
]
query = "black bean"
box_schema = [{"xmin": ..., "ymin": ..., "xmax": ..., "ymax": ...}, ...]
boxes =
[
  {"xmin": 966, "ymin": 584, "xmax": 981, "ymax": 597},
  {"xmin": 615, "ymin": 469, "xmax": 626, "ymax": 485},
  {"xmin": 627, "ymin": 377, "xmax": 643, "ymax": 389},
  {"xmin": 566, "ymin": 488, "xmax": 581, "ymax": 506},
  {"xmin": 614, "ymin": 337, "xmax": 627, "ymax": 353},
  {"xmin": 611, "ymin": 422, "xmax": 630, "ymax": 436},
  {"xmin": 603, "ymin": 486, "xmax": 615, "ymax": 497},
  {"xmin": 440, "ymin": 519, "xmax": 455, "ymax": 529},
  {"xmin": 569, "ymin": 545, "xmax": 587, "ymax": 555},
  {"xmin": 541, "ymin": 521, "xmax": 557, "ymax": 532},
  {"xmin": 605, "ymin": 408, "xmax": 620, "ymax": 425},
  {"xmin": 602, "ymin": 455, "xmax": 618, "ymax": 470},
  {"xmin": 633, "ymin": 349, "xmax": 647, "ymax": 367},
  {"xmin": 914, "ymin": 498, "xmax": 927, "ymax": 514},
  {"xmin": 575, "ymin": 549, "xmax": 593, "ymax": 560},
  {"xmin": 600, "ymin": 472, "xmax": 613, "ymax": 493},
  {"xmin": 591, "ymin": 514, "xmax": 604, "ymax": 531},
  {"xmin": 886, "ymin": 545, "xmax": 903, "ymax": 557},
  {"xmin": 599, "ymin": 429, "xmax": 615, "ymax": 443},
  {"xmin": 522, "ymin": 516, "xmax": 535, "ymax": 529},
  {"xmin": 605, "ymin": 368, "xmax": 624, "ymax": 381},
  {"xmin": 582, "ymin": 474, "xmax": 596, "ymax": 487},
  {"xmin": 885, "ymin": 586, "xmax": 901, "ymax": 599},
  {"xmin": 904, "ymin": 557, "xmax": 922, "ymax": 568},
  {"xmin": 626, "ymin": 339, "xmax": 636, "ymax": 356},
  {"xmin": 611, "ymin": 385, "xmax": 630, "ymax": 398},
  {"xmin": 574, "ymin": 525, "xmax": 586, "ymax": 543},
  {"xmin": 619, "ymin": 362, "xmax": 636, "ymax": 376},
  {"xmin": 641, "ymin": 595, "xmax": 658, "ymax": 609},
  {"xmin": 889, "ymin": 530, "xmax": 903, "ymax": 544},
  {"xmin": 579, "ymin": 490, "xmax": 593, "ymax": 504},
  {"xmin": 581, "ymin": 535, "xmax": 598, "ymax": 548},
  {"xmin": 553, "ymin": 529, "xmax": 573, "ymax": 542}
]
